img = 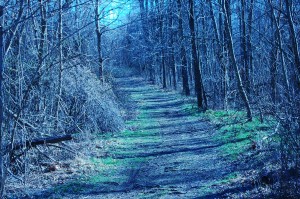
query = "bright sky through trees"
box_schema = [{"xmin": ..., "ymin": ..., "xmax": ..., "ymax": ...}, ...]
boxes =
[{"xmin": 103, "ymin": 0, "xmax": 133, "ymax": 27}]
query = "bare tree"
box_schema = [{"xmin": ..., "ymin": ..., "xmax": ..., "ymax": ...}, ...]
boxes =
[
  {"xmin": 177, "ymin": 0, "xmax": 190, "ymax": 96},
  {"xmin": 285, "ymin": 0, "xmax": 300, "ymax": 87},
  {"xmin": 95, "ymin": 0, "xmax": 103, "ymax": 80},
  {"xmin": 188, "ymin": 0, "xmax": 207, "ymax": 110},
  {"xmin": 222, "ymin": 0, "xmax": 252, "ymax": 120},
  {"xmin": 0, "ymin": 4, "xmax": 5, "ymax": 197}
]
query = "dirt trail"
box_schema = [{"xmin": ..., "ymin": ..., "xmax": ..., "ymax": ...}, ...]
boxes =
[
  {"xmin": 75, "ymin": 76, "xmax": 234, "ymax": 198},
  {"xmin": 40, "ymin": 76, "xmax": 234, "ymax": 198}
]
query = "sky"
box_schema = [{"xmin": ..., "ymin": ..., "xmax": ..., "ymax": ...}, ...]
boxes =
[{"xmin": 103, "ymin": 0, "xmax": 137, "ymax": 27}]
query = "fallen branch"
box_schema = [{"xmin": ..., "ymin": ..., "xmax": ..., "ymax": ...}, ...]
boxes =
[
  {"xmin": 5, "ymin": 134, "xmax": 73, "ymax": 154},
  {"xmin": 15, "ymin": 135, "xmax": 72, "ymax": 151}
]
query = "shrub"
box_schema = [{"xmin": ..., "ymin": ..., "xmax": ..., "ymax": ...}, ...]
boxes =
[{"xmin": 62, "ymin": 66, "xmax": 125, "ymax": 133}]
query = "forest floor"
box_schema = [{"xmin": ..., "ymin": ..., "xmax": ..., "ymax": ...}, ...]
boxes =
[
  {"xmin": 63, "ymin": 76, "xmax": 233, "ymax": 198},
  {"xmin": 11, "ymin": 73, "xmax": 277, "ymax": 198}
]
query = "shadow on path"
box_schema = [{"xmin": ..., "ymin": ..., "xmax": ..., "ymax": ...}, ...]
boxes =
[{"xmin": 34, "ymin": 76, "xmax": 240, "ymax": 199}]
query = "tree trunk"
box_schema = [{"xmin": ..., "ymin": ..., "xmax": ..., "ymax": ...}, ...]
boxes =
[
  {"xmin": 223, "ymin": 1, "xmax": 252, "ymax": 121},
  {"xmin": 269, "ymin": 0, "xmax": 290, "ymax": 102},
  {"xmin": 177, "ymin": 0, "xmax": 190, "ymax": 96},
  {"xmin": 55, "ymin": 0, "xmax": 63, "ymax": 129},
  {"xmin": 0, "ymin": 5, "xmax": 5, "ymax": 197},
  {"xmin": 188, "ymin": 0, "xmax": 206, "ymax": 110},
  {"xmin": 95, "ymin": 0, "xmax": 103, "ymax": 79},
  {"xmin": 208, "ymin": 0, "xmax": 228, "ymax": 109},
  {"xmin": 247, "ymin": 0, "xmax": 254, "ymax": 94},
  {"xmin": 38, "ymin": 0, "xmax": 46, "ymax": 112},
  {"xmin": 169, "ymin": 5, "xmax": 176, "ymax": 90},
  {"xmin": 285, "ymin": 0, "xmax": 300, "ymax": 87},
  {"xmin": 241, "ymin": 0, "xmax": 250, "ymax": 95},
  {"xmin": 158, "ymin": 0, "xmax": 166, "ymax": 89}
]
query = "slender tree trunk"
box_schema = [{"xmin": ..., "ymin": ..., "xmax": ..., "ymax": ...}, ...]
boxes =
[
  {"xmin": 169, "ymin": 5, "xmax": 176, "ymax": 90},
  {"xmin": 37, "ymin": 0, "xmax": 46, "ymax": 112},
  {"xmin": 188, "ymin": 0, "xmax": 206, "ymax": 110},
  {"xmin": 171, "ymin": 47, "xmax": 176, "ymax": 89},
  {"xmin": 38, "ymin": 0, "xmax": 46, "ymax": 70},
  {"xmin": 162, "ymin": 49, "xmax": 167, "ymax": 88},
  {"xmin": 285, "ymin": 0, "xmax": 300, "ymax": 87},
  {"xmin": 270, "ymin": 12, "xmax": 278, "ymax": 104},
  {"xmin": 55, "ymin": 0, "xmax": 63, "ymax": 129},
  {"xmin": 269, "ymin": 0, "xmax": 290, "ymax": 102},
  {"xmin": 95, "ymin": 0, "xmax": 103, "ymax": 79},
  {"xmin": 177, "ymin": 0, "xmax": 190, "ymax": 95},
  {"xmin": 0, "ymin": 5, "xmax": 5, "ymax": 197},
  {"xmin": 158, "ymin": 0, "xmax": 166, "ymax": 89},
  {"xmin": 247, "ymin": 0, "xmax": 254, "ymax": 94},
  {"xmin": 223, "ymin": 1, "xmax": 252, "ymax": 121},
  {"xmin": 208, "ymin": 0, "xmax": 228, "ymax": 109},
  {"xmin": 241, "ymin": 0, "xmax": 250, "ymax": 95},
  {"xmin": 75, "ymin": 0, "xmax": 81, "ymax": 52}
]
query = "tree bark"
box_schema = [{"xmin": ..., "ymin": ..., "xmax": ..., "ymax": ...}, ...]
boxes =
[
  {"xmin": 241, "ymin": 0, "xmax": 250, "ymax": 95},
  {"xmin": 247, "ymin": 0, "xmax": 254, "ymax": 94},
  {"xmin": 95, "ymin": 0, "xmax": 103, "ymax": 79},
  {"xmin": 7, "ymin": 134, "xmax": 72, "ymax": 153},
  {"xmin": 177, "ymin": 0, "xmax": 190, "ymax": 96},
  {"xmin": 169, "ymin": 4, "xmax": 176, "ymax": 90},
  {"xmin": 55, "ymin": 0, "xmax": 63, "ymax": 129},
  {"xmin": 269, "ymin": 0, "xmax": 290, "ymax": 102},
  {"xmin": 188, "ymin": 0, "xmax": 206, "ymax": 110},
  {"xmin": 208, "ymin": 0, "xmax": 228, "ymax": 109},
  {"xmin": 222, "ymin": 1, "xmax": 252, "ymax": 121},
  {"xmin": 0, "ymin": 5, "xmax": 5, "ymax": 197},
  {"xmin": 158, "ymin": 0, "xmax": 166, "ymax": 89},
  {"xmin": 285, "ymin": 0, "xmax": 300, "ymax": 87}
]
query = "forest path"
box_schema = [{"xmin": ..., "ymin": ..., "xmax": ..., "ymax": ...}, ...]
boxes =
[{"xmin": 54, "ymin": 76, "xmax": 233, "ymax": 198}]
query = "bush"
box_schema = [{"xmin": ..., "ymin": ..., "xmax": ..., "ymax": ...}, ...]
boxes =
[{"xmin": 62, "ymin": 66, "xmax": 125, "ymax": 133}]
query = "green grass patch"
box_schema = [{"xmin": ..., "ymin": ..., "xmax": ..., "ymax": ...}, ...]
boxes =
[
  {"xmin": 181, "ymin": 102, "xmax": 276, "ymax": 160},
  {"xmin": 219, "ymin": 139, "xmax": 251, "ymax": 160},
  {"xmin": 83, "ymin": 92, "xmax": 161, "ymax": 187},
  {"xmin": 216, "ymin": 115, "xmax": 275, "ymax": 160},
  {"xmin": 121, "ymin": 129, "xmax": 152, "ymax": 137},
  {"xmin": 99, "ymin": 157, "xmax": 120, "ymax": 166},
  {"xmin": 181, "ymin": 103, "xmax": 203, "ymax": 117}
]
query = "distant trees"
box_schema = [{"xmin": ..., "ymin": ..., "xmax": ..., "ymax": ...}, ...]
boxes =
[
  {"xmin": 122, "ymin": 0, "xmax": 300, "ymax": 114},
  {"xmin": 120, "ymin": 0, "xmax": 300, "ymax": 194}
]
